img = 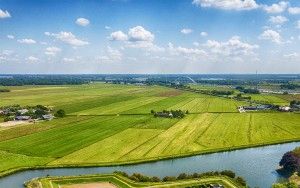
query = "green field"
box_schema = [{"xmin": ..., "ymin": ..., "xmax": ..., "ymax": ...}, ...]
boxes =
[
  {"xmin": 25, "ymin": 173, "xmax": 242, "ymax": 188},
  {"xmin": 1, "ymin": 83, "xmax": 300, "ymax": 176}
]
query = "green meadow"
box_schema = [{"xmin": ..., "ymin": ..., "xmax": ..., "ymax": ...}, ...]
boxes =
[{"xmin": 1, "ymin": 83, "xmax": 300, "ymax": 175}]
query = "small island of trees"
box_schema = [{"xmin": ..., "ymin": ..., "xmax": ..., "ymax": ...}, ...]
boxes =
[{"xmin": 151, "ymin": 109, "xmax": 188, "ymax": 119}]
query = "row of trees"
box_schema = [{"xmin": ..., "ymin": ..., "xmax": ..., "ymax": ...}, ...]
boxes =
[
  {"xmin": 235, "ymin": 86, "xmax": 260, "ymax": 94},
  {"xmin": 280, "ymin": 84, "xmax": 299, "ymax": 90},
  {"xmin": 151, "ymin": 109, "xmax": 187, "ymax": 119},
  {"xmin": 114, "ymin": 170, "xmax": 246, "ymax": 186}
]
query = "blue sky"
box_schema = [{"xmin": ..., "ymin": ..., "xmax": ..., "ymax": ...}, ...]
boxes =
[{"xmin": 0, "ymin": 0, "xmax": 300, "ymax": 74}]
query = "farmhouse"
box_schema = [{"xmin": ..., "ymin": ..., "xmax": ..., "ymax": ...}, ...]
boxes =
[
  {"xmin": 155, "ymin": 112, "xmax": 173, "ymax": 118},
  {"xmin": 279, "ymin": 106, "xmax": 291, "ymax": 112},
  {"xmin": 17, "ymin": 109, "xmax": 29, "ymax": 115},
  {"xmin": 239, "ymin": 105, "xmax": 271, "ymax": 112},
  {"xmin": 15, "ymin": 116, "xmax": 31, "ymax": 121},
  {"xmin": 42, "ymin": 114, "xmax": 54, "ymax": 120}
]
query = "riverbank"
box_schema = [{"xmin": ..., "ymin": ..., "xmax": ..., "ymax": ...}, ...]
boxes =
[
  {"xmin": 1, "ymin": 139, "xmax": 300, "ymax": 179},
  {"xmin": 1, "ymin": 141, "xmax": 300, "ymax": 188},
  {"xmin": 25, "ymin": 173, "xmax": 243, "ymax": 188}
]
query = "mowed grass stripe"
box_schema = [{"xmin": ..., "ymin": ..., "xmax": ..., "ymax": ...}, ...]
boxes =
[
  {"xmin": 49, "ymin": 128, "xmax": 163, "ymax": 164},
  {"xmin": 123, "ymin": 93, "xmax": 196, "ymax": 114},
  {"xmin": 73, "ymin": 97, "xmax": 165, "ymax": 115},
  {"xmin": 0, "ymin": 116, "xmax": 149, "ymax": 157},
  {"xmin": 0, "ymin": 116, "xmax": 92, "ymax": 142}
]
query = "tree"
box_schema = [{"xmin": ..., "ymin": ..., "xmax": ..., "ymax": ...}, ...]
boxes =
[
  {"xmin": 54, "ymin": 109, "xmax": 66, "ymax": 118},
  {"xmin": 279, "ymin": 152, "xmax": 300, "ymax": 173},
  {"xmin": 235, "ymin": 176, "xmax": 246, "ymax": 186},
  {"xmin": 177, "ymin": 173, "xmax": 188, "ymax": 180},
  {"xmin": 221, "ymin": 170, "xmax": 235, "ymax": 178}
]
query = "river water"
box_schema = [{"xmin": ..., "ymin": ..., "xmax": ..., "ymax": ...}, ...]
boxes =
[{"xmin": 1, "ymin": 142, "xmax": 299, "ymax": 188}]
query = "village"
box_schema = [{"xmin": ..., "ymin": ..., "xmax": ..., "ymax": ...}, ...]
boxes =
[
  {"xmin": 0, "ymin": 105, "xmax": 55, "ymax": 127},
  {"xmin": 238, "ymin": 100, "xmax": 300, "ymax": 113}
]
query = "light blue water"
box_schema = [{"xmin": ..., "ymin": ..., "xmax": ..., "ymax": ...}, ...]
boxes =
[{"xmin": 0, "ymin": 142, "xmax": 299, "ymax": 188}]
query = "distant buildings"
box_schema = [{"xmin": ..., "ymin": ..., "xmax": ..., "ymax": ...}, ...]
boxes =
[
  {"xmin": 17, "ymin": 109, "xmax": 29, "ymax": 115},
  {"xmin": 279, "ymin": 106, "xmax": 291, "ymax": 112},
  {"xmin": 15, "ymin": 116, "xmax": 31, "ymax": 121},
  {"xmin": 238, "ymin": 105, "xmax": 272, "ymax": 112},
  {"xmin": 42, "ymin": 114, "xmax": 54, "ymax": 120}
]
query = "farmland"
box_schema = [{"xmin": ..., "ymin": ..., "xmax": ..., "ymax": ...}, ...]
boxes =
[{"xmin": 0, "ymin": 83, "xmax": 300, "ymax": 176}]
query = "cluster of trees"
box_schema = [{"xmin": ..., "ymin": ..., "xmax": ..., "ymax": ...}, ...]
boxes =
[
  {"xmin": 235, "ymin": 86, "xmax": 260, "ymax": 94},
  {"xmin": 0, "ymin": 89, "xmax": 10, "ymax": 92},
  {"xmin": 278, "ymin": 147, "xmax": 300, "ymax": 174},
  {"xmin": 235, "ymin": 93, "xmax": 251, "ymax": 100},
  {"xmin": 280, "ymin": 84, "xmax": 299, "ymax": 90},
  {"xmin": 290, "ymin": 100, "xmax": 300, "ymax": 107},
  {"xmin": 151, "ymin": 110, "xmax": 187, "ymax": 119},
  {"xmin": 167, "ymin": 84, "xmax": 234, "ymax": 97},
  {"xmin": 114, "ymin": 170, "xmax": 246, "ymax": 186}
]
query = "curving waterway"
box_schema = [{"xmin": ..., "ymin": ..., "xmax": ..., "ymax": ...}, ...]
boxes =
[{"xmin": 1, "ymin": 142, "xmax": 299, "ymax": 188}]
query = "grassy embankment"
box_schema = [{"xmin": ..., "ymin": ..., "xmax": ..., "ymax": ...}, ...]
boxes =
[
  {"xmin": 0, "ymin": 83, "xmax": 300, "ymax": 177},
  {"xmin": 25, "ymin": 173, "xmax": 242, "ymax": 188}
]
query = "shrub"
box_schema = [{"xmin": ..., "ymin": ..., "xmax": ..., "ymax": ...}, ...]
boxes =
[
  {"xmin": 54, "ymin": 109, "xmax": 66, "ymax": 118},
  {"xmin": 0, "ymin": 89, "xmax": 10, "ymax": 92},
  {"xmin": 4, "ymin": 116, "xmax": 14, "ymax": 122},
  {"xmin": 220, "ymin": 170, "xmax": 235, "ymax": 178},
  {"xmin": 151, "ymin": 176, "xmax": 160, "ymax": 182},
  {"xmin": 162, "ymin": 176, "xmax": 176, "ymax": 182},
  {"xmin": 177, "ymin": 173, "xmax": 188, "ymax": 180},
  {"xmin": 236, "ymin": 176, "xmax": 247, "ymax": 186}
]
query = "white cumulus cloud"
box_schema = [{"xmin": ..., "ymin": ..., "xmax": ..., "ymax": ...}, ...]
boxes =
[
  {"xmin": 46, "ymin": 31, "xmax": 89, "ymax": 46},
  {"xmin": 110, "ymin": 26, "xmax": 154, "ymax": 42},
  {"xmin": 63, "ymin": 58, "xmax": 75, "ymax": 62},
  {"xmin": 26, "ymin": 56, "xmax": 39, "ymax": 63},
  {"xmin": 98, "ymin": 47, "xmax": 123, "ymax": 63},
  {"xmin": 128, "ymin": 26, "xmax": 154, "ymax": 42},
  {"xmin": 269, "ymin": 16, "xmax": 288, "ymax": 24},
  {"xmin": 75, "ymin": 18, "xmax": 90, "ymax": 27},
  {"xmin": 17, "ymin": 39, "xmax": 36, "ymax": 44},
  {"xmin": 7, "ymin": 35, "xmax": 14, "ymax": 39},
  {"xmin": 192, "ymin": 0, "xmax": 259, "ymax": 10},
  {"xmin": 0, "ymin": 9, "xmax": 11, "ymax": 18},
  {"xmin": 259, "ymin": 29, "xmax": 282, "ymax": 44},
  {"xmin": 263, "ymin": 1, "xmax": 288, "ymax": 14},
  {"xmin": 288, "ymin": 7, "xmax": 300, "ymax": 15},
  {"xmin": 200, "ymin": 32, "xmax": 208, "ymax": 37},
  {"xmin": 297, "ymin": 20, "xmax": 300, "ymax": 29},
  {"xmin": 181, "ymin": 28, "xmax": 193, "ymax": 34},
  {"xmin": 204, "ymin": 36, "xmax": 259, "ymax": 56},
  {"xmin": 109, "ymin": 31, "xmax": 128, "ymax": 41},
  {"xmin": 45, "ymin": 46, "xmax": 61, "ymax": 56}
]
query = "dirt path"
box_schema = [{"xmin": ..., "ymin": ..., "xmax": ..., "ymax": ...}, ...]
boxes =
[
  {"xmin": 61, "ymin": 182, "xmax": 118, "ymax": 188},
  {"xmin": 0, "ymin": 120, "xmax": 30, "ymax": 127}
]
